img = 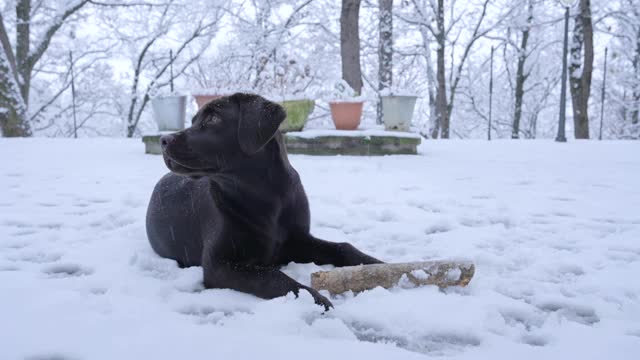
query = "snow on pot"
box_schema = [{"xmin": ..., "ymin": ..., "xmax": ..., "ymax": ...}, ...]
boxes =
[
  {"xmin": 279, "ymin": 99, "xmax": 315, "ymax": 132},
  {"xmin": 151, "ymin": 95, "xmax": 187, "ymax": 131},
  {"xmin": 381, "ymin": 94, "xmax": 418, "ymax": 132}
]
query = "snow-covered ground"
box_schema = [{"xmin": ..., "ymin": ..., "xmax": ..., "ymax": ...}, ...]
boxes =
[{"xmin": 1, "ymin": 138, "xmax": 639, "ymax": 360}]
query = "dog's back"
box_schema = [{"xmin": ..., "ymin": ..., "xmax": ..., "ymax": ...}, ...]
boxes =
[{"xmin": 146, "ymin": 173, "xmax": 210, "ymax": 267}]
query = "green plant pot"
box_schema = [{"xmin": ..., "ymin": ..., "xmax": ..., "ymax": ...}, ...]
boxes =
[{"xmin": 279, "ymin": 99, "xmax": 315, "ymax": 132}]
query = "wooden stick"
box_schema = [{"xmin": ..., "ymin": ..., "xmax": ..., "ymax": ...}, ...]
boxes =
[{"xmin": 310, "ymin": 260, "xmax": 475, "ymax": 295}]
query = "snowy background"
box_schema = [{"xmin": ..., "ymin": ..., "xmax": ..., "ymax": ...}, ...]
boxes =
[
  {"xmin": 2, "ymin": 0, "xmax": 640, "ymax": 359},
  {"xmin": 1, "ymin": 0, "xmax": 639, "ymax": 139},
  {"xmin": 1, "ymin": 139, "xmax": 639, "ymax": 359}
]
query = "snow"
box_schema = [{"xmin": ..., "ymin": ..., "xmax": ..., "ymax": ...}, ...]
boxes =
[
  {"xmin": 142, "ymin": 130, "xmax": 180, "ymax": 136},
  {"xmin": 267, "ymin": 94, "xmax": 316, "ymax": 102},
  {"xmin": 411, "ymin": 269, "xmax": 429, "ymax": 280},
  {"xmin": 287, "ymin": 128, "xmax": 422, "ymax": 139},
  {"xmin": 1, "ymin": 138, "xmax": 640, "ymax": 359},
  {"xmin": 379, "ymin": 89, "xmax": 420, "ymax": 97},
  {"xmin": 398, "ymin": 273, "xmax": 417, "ymax": 289},
  {"xmin": 445, "ymin": 268, "xmax": 461, "ymax": 282}
]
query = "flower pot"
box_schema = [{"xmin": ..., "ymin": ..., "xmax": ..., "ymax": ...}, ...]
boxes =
[
  {"xmin": 193, "ymin": 94, "xmax": 224, "ymax": 108},
  {"xmin": 279, "ymin": 99, "xmax": 315, "ymax": 132},
  {"xmin": 329, "ymin": 101, "xmax": 363, "ymax": 130},
  {"xmin": 151, "ymin": 95, "xmax": 187, "ymax": 131},
  {"xmin": 381, "ymin": 95, "xmax": 418, "ymax": 131}
]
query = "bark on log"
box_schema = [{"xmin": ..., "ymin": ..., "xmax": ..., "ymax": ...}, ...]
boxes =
[{"xmin": 311, "ymin": 260, "xmax": 475, "ymax": 296}]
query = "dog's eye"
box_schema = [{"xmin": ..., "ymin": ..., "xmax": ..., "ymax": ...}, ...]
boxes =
[{"xmin": 202, "ymin": 116, "xmax": 221, "ymax": 129}]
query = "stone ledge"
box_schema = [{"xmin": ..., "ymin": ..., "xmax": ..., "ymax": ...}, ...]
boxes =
[
  {"xmin": 285, "ymin": 130, "xmax": 421, "ymax": 156},
  {"xmin": 143, "ymin": 130, "xmax": 422, "ymax": 156},
  {"xmin": 142, "ymin": 135, "xmax": 162, "ymax": 155}
]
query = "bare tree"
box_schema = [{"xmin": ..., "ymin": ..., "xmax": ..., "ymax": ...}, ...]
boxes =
[
  {"xmin": 418, "ymin": 15, "xmax": 437, "ymax": 137},
  {"xmin": 0, "ymin": 0, "xmax": 92, "ymax": 136},
  {"xmin": 395, "ymin": 0, "xmax": 437, "ymax": 136},
  {"xmin": 433, "ymin": 0, "xmax": 447, "ymax": 138},
  {"xmin": 0, "ymin": 13, "xmax": 28, "ymax": 136},
  {"xmin": 1, "ymin": 0, "xmax": 630, "ymax": 140},
  {"xmin": 418, "ymin": 0, "xmax": 496, "ymax": 138},
  {"xmin": 377, "ymin": 0, "xmax": 393, "ymax": 124},
  {"xmin": 30, "ymin": 47, "xmax": 121, "ymax": 137},
  {"xmin": 569, "ymin": 0, "xmax": 593, "ymax": 139},
  {"xmin": 226, "ymin": 0, "xmax": 315, "ymax": 93},
  {"xmin": 341, "ymin": 0, "xmax": 364, "ymax": 94},
  {"xmin": 100, "ymin": 1, "xmax": 225, "ymax": 137},
  {"xmin": 396, "ymin": 0, "xmax": 497, "ymax": 138},
  {"xmin": 511, "ymin": 0, "xmax": 534, "ymax": 139},
  {"xmin": 597, "ymin": 0, "xmax": 639, "ymax": 138}
]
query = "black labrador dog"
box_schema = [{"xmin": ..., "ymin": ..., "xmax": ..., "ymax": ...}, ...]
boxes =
[{"xmin": 146, "ymin": 93, "xmax": 381, "ymax": 310}]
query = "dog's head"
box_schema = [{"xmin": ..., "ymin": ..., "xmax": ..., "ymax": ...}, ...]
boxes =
[{"xmin": 160, "ymin": 93, "xmax": 286, "ymax": 176}]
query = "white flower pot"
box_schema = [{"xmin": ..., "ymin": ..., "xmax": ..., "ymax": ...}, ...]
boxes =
[
  {"xmin": 151, "ymin": 95, "xmax": 187, "ymax": 131},
  {"xmin": 381, "ymin": 95, "xmax": 418, "ymax": 132}
]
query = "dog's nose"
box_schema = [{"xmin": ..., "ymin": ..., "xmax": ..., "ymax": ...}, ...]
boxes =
[{"xmin": 160, "ymin": 135, "xmax": 175, "ymax": 149}]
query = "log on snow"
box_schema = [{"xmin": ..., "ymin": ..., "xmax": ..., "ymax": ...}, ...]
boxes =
[{"xmin": 310, "ymin": 260, "xmax": 475, "ymax": 295}]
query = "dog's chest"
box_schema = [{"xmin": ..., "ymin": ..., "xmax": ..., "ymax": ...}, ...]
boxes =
[
  {"xmin": 217, "ymin": 223, "xmax": 287, "ymax": 266},
  {"xmin": 210, "ymin": 204, "xmax": 289, "ymax": 265},
  {"xmin": 209, "ymin": 179, "xmax": 292, "ymax": 266}
]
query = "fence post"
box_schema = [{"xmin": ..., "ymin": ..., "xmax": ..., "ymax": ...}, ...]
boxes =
[
  {"xmin": 599, "ymin": 47, "xmax": 608, "ymax": 141},
  {"xmin": 69, "ymin": 51, "xmax": 77, "ymax": 139},
  {"xmin": 488, "ymin": 45, "xmax": 494, "ymax": 141},
  {"xmin": 169, "ymin": 49, "xmax": 174, "ymax": 93}
]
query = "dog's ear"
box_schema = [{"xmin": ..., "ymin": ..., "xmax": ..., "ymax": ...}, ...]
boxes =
[{"xmin": 234, "ymin": 93, "xmax": 286, "ymax": 155}]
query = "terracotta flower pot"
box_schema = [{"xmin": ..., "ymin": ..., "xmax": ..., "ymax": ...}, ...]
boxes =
[
  {"xmin": 193, "ymin": 94, "xmax": 224, "ymax": 108},
  {"xmin": 329, "ymin": 101, "xmax": 363, "ymax": 130}
]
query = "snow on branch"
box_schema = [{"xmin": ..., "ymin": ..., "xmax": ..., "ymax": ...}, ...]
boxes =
[{"xmin": 28, "ymin": 1, "xmax": 92, "ymax": 68}]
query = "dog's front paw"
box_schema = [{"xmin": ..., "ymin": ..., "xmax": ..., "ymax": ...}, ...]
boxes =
[{"xmin": 301, "ymin": 286, "xmax": 333, "ymax": 311}]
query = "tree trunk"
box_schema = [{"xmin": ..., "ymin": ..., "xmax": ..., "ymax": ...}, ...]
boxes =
[
  {"xmin": 0, "ymin": 7, "xmax": 30, "ymax": 137},
  {"xmin": 16, "ymin": 0, "xmax": 31, "ymax": 107},
  {"xmin": 127, "ymin": 123, "xmax": 136, "ymax": 138},
  {"xmin": 512, "ymin": 1, "xmax": 533, "ymax": 139},
  {"xmin": 340, "ymin": 0, "xmax": 363, "ymax": 94},
  {"xmin": 419, "ymin": 25, "xmax": 437, "ymax": 137},
  {"xmin": 434, "ymin": 0, "xmax": 448, "ymax": 139},
  {"xmin": 0, "ymin": 107, "xmax": 29, "ymax": 136},
  {"xmin": 1, "ymin": 0, "xmax": 89, "ymax": 137},
  {"xmin": 632, "ymin": 27, "xmax": 640, "ymax": 125},
  {"xmin": 376, "ymin": 0, "xmax": 393, "ymax": 125},
  {"xmin": 569, "ymin": 0, "xmax": 593, "ymax": 139}
]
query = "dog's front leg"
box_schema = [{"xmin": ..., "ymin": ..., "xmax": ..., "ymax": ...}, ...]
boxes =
[
  {"xmin": 283, "ymin": 234, "xmax": 383, "ymax": 267},
  {"xmin": 202, "ymin": 259, "xmax": 333, "ymax": 310}
]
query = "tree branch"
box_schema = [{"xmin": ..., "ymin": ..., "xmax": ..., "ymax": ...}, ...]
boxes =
[
  {"xmin": 447, "ymin": 0, "xmax": 498, "ymax": 114},
  {"xmin": 0, "ymin": 13, "xmax": 20, "ymax": 87},
  {"xmin": 28, "ymin": 0, "xmax": 92, "ymax": 68}
]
